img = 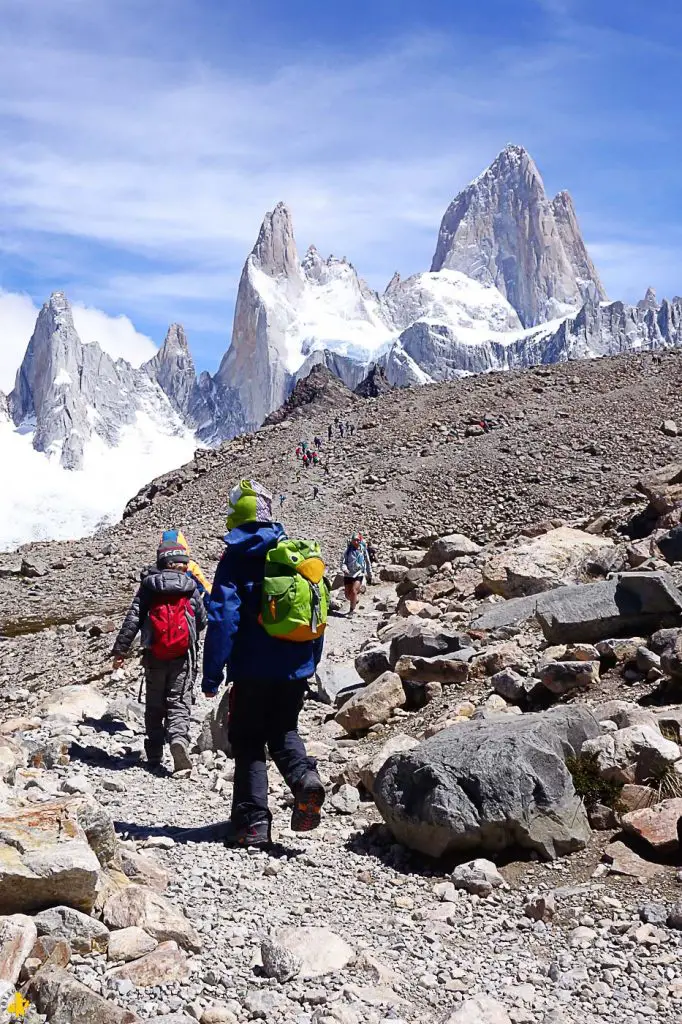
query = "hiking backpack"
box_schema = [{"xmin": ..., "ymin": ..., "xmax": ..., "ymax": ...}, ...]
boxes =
[
  {"xmin": 260, "ymin": 539, "xmax": 329, "ymax": 642},
  {"xmin": 148, "ymin": 594, "xmax": 195, "ymax": 660}
]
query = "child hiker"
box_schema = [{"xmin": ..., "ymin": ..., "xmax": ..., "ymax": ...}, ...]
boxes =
[
  {"xmin": 112, "ymin": 535, "xmax": 207, "ymax": 773},
  {"xmin": 202, "ymin": 479, "xmax": 326, "ymax": 849}
]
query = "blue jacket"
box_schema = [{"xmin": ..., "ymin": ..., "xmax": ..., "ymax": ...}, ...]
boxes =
[{"xmin": 202, "ymin": 521, "xmax": 324, "ymax": 692}]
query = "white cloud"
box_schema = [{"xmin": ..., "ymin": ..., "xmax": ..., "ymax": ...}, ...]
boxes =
[
  {"xmin": 0, "ymin": 290, "xmax": 41, "ymax": 392},
  {"xmin": 71, "ymin": 304, "xmax": 156, "ymax": 366},
  {"xmin": 0, "ymin": 289, "xmax": 156, "ymax": 392}
]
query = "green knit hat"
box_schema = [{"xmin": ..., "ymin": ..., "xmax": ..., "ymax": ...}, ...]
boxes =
[{"xmin": 226, "ymin": 479, "xmax": 273, "ymax": 531}]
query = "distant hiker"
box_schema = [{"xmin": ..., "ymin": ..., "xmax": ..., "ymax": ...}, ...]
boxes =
[
  {"xmin": 339, "ymin": 422, "xmax": 345, "ymax": 438},
  {"xmin": 112, "ymin": 537, "xmax": 207, "ymax": 773},
  {"xmin": 159, "ymin": 529, "xmax": 211, "ymax": 601},
  {"xmin": 302, "ymin": 454, "xmax": 310, "ymax": 468},
  {"xmin": 202, "ymin": 480, "xmax": 327, "ymax": 849},
  {"xmin": 314, "ymin": 435, "xmax": 322, "ymax": 449},
  {"xmin": 312, "ymin": 485, "xmax": 319, "ymax": 500},
  {"xmin": 341, "ymin": 532, "xmax": 370, "ymax": 616},
  {"xmin": 349, "ymin": 423, "xmax": 355, "ymax": 437},
  {"xmin": 279, "ymin": 494, "xmax": 286, "ymax": 508},
  {"xmin": 327, "ymin": 424, "xmax": 333, "ymax": 441},
  {"xmin": 295, "ymin": 446, "xmax": 302, "ymax": 459},
  {"xmin": 323, "ymin": 461, "xmax": 330, "ymax": 476},
  {"xmin": 312, "ymin": 451, "xmax": 319, "ymax": 466},
  {"xmin": 301, "ymin": 440, "xmax": 309, "ymax": 453}
]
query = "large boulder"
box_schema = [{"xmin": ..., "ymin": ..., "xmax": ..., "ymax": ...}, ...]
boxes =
[
  {"xmin": 354, "ymin": 646, "xmax": 392, "ymax": 685},
  {"xmin": 423, "ymin": 534, "xmax": 481, "ymax": 567},
  {"xmin": 472, "ymin": 572, "xmax": 682, "ymax": 643},
  {"xmin": 374, "ymin": 706, "xmax": 599, "ymax": 860},
  {"xmin": 335, "ymin": 672, "xmax": 405, "ymax": 733},
  {"xmin": 481, "ymin": 527, "xmax": 614, "ymax": 598},
  {"xmin": 358, "ymin": 734, "xmax": 420, "ymax": 795},
  {"xmin": 0, "ymin": 801, "xmax": 102, "ymax": 914},
  {"xmin": 388, "ymin": 617, "xmax": 469, "ymax": 664},
  {"xmin": 536, "ymin": 573, "xmax": 682, "ymax": 644}
]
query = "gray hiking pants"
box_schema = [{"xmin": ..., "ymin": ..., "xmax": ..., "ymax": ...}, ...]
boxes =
[{"xmin": 144, "ymin": 654, "xmax": 193, "ymax": 755}]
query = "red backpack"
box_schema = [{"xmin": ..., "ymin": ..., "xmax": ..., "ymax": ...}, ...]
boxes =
[{"xmin": 148, "ymin": 594, "xmax": 194, "ymax": 660}]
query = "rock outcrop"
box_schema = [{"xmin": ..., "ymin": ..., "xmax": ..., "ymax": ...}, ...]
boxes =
[{"xmin": 430, "ymin": 144, "xmax": 606, "ymax": 327}]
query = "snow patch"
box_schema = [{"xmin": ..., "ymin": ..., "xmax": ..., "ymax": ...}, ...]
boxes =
[{"xmin": 0, "ymin": 414, "xmax": 198, "ymax": 552}]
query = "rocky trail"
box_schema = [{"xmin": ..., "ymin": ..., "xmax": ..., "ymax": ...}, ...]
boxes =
[{"xmin": 5, "ymin": 351, "xmax": 682, "ymax": 1023}]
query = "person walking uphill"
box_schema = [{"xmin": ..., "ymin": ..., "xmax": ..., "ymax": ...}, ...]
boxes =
[
  {"xmin": 341, "ymin": 532, "xmax": 371, "ymax": 616},
  {"xmin": 202, "ymin": 480, "xmax": 327, "ymax": 849},
  {"xmin": 112, "ymin": 537, "xmax": 207, "ymax": 773}
]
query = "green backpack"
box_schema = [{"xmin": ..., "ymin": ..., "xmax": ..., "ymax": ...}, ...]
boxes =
[{"xmin": 260, "ymin": 539, "xmax": 329, "ymax": 642}]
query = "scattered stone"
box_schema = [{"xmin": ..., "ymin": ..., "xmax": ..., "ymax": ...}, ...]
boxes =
[
  {"xmin": 268, "ymin": 926, "xmax": 354, "ymax": 978},
  {"xmin": 423, "ymin": 533, "xmax": 481, "ymax": 566},
  {"xmin": 106, "ymin": 940, "xmax": 189, "ymax": 987},
  {"xmin": 661, "ymin": 419, "xmax": 678, "ymax": 437},
  {"xmin": 491, "ymin": 668, "xmax": 526, "ymax": 703},
  {"xmin": 119, "ymin": 848, "xmax": 169, "ymax": 891},
  {"xmin": 394, "ymin": 651, "xmax": 470, "ymax": 685},
  {"xmin": 107, "ymin": 927, "xmax": 158, "ymax": 963},
  {"xmin": 540, "ymin": 660, "xmax": 600, "ymax": 696},
  {"xmin": 603, "ymin": 840, "xmax": 666, "ymax": 880},
  {"xmin": 581, "ymin": 725, "xmax": 680, "ymax": 784},
  {"xmin": 335, "ymin": 671, "xmax": 405, "ymax": 733},
  {"xmin": 445, "ymin": 995, "xmax": 512, "ymax": 1023},
  {"xmin": 0, "ymin": 914, "xmax": 38, "ymax": 984},
  {"xmin": 621, "ymin": 797, "xmax": 682, "ymax": 853},
  {"xmin": 524, "ymin": 894, "xmax": 555, "ymax": 922},
  {"xmin": 102, "ymin": 886, "xmax": 202, "ymax": 953},
  {"xmin": 330, "ymin": 784, "xmax": 360, "ymax": 815},
  {"xmin": 260, "ymin": 935, "xmax": 302, "ymax": 982},
  {"xmin": 20, "ymin": 556, "xmax": 48, "ymax": 579},
  {"xmin": 451, "ymin": 859, "xmax": 506, "ymax": 897}
]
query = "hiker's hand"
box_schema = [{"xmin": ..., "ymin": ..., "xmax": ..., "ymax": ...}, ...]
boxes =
[{"xmin": 112, "ymin": 656, "xmax": 125, "ymax": 671}]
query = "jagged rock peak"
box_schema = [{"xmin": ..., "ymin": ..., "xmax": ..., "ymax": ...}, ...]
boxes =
[
  {"xmin": 431, "ymin": 144, "xmax": 606, "ymax": 327},
  {"xmin": 252, "ymin": 201, "xmax": 300, "ymax": 279},
  {"xmin": 385, "ymin": 272, "xmax": 402, "ymax": 293},
  {"xmin": 263, "ymin": 363, "xmax": 356, "ymax": 426},
  {"xmin": 638, "ymin": 287, "xmax": 658, "ymax": 311},
  {"xmin": 0, "ymin": 389, "xmax": 8, "ymax": 422},
  {"xmin": 354, "ymin": 364, "xmax": 393, "ymax": 398},
  {"xmin": 160, "ymin": 323, "xmax": 192, "ymax": 357}
]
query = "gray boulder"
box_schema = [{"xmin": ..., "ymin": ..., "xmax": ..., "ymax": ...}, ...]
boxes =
[
  {"xmin": 388, "ymin": 617, "xmax": 469, "ymax": 664},
  {"xmin": 474, "ymin": 573, "xmax": 682, "ymax": 644},
  {"xmin": 315, "ymin": 661, "xmax": 365, "ymax": 706},
  {"xmin": 423, "ymin": 533, "xmax": 481, "ymax": 567},
  {"xmin": 374, "ymin": 706, "xmax": 599, "ymax": 860},
  {"xmin": 195, "ymin": 689, "xmax": 231, "ymax": 754}
]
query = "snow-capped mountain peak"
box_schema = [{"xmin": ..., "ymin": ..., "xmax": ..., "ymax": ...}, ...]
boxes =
[{"xmin": 431, "ymin": 143, "xmax": 606, "ymax": 327}]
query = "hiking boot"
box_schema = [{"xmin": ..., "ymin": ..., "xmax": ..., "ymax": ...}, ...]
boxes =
[
  {"xmin": 170, "ymin": 739, "xmax": 192, "ymax": 773},
  {"xmin": 223, "ymin": 819, "xmax": 271, "ymax": 850},
  {"xmin": 291, "ymin": 770, "xmax": 325, "ymax": 833}
]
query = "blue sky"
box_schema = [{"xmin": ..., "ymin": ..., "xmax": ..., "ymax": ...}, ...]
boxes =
[{"xmin": 0, "ymin": 0, "xmax": 680, "ymax": 382}]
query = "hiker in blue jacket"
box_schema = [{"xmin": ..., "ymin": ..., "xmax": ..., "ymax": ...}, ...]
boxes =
[{"xmin": 202, "ymin": 479, "xmax": 325, "ymax": 849}]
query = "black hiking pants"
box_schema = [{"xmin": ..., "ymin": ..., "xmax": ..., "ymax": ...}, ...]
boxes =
[
  {"xmin": 144, "ymin": 654, "xmax": 193, "ymax": 758},
  {"xmin": 227, "ymin": 677, "xmax": 316, "ymax": 828}
]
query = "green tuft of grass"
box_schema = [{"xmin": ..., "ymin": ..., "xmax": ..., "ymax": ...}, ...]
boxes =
[{"xmin": 566, "ymin": 752, "xmax": 624, "ymax": 812}]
